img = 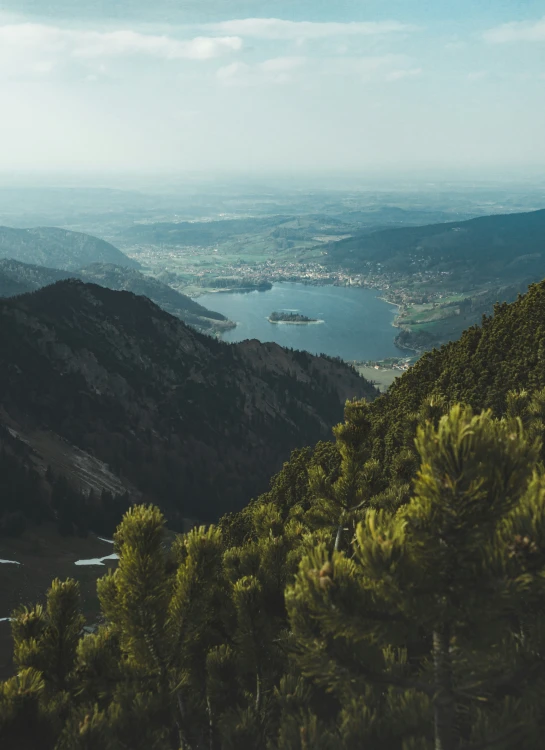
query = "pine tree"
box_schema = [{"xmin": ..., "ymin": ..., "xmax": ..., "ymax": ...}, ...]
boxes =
[
  {"xmin": 96, "ymin": 504, "xmax": 227, "ymax": 749},
  {"xmin": 298, "ymin": 400, "xmax": 381, "ymax": 552},
  {"xmin": 5, "ymin": 397, "xmax": 545, "ymax": 748},
  {"xmin": 286, "ymin": 404, "xmax": 545, "ymax": 749},
  {"xmin": 11, "ymin": 579, "xmax": 85, "ymax": 693},
  {"xmin": 1, "ymin": 580, "xmax": 85, "ymax": 750}
]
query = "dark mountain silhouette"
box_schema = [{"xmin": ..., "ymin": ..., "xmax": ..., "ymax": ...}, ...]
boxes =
[
  {"xmin": 0, "ymin": 279, "xmax": 376, "ymax": 531},
  {"xmin": 0, "ymin": 259, "xmax": 234, "ymax": 334}
]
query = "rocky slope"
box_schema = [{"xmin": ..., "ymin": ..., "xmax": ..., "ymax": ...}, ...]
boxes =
[
  {"xmin": 0, "ymin": 226, "xmax": 138, "ymax": 271},
  {"xmin": 0, "ymin": 280, "xmax": 376, "ymax": 528},
  {"xmin": 0, "ymin": 259, "xmax": 234, "ymax": 334}
]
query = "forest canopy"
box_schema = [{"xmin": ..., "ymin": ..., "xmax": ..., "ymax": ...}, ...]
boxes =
[
  {"xmin": 5, "ymin": 280, "xmax": 545, "ymax": 748},
  {"xmin": 2, "ymin": 396, "xmax": 545, "ymax": 749}
]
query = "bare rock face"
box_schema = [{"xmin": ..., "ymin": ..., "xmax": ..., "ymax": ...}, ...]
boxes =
[{"xmin": 0, "ymin": 280, "xmax": 377, "ymax": 525}]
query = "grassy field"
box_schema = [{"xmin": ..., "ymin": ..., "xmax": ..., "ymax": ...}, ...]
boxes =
[{"xmin": 355, "ymin": 365, "xmax": 401, "ymax": 392}]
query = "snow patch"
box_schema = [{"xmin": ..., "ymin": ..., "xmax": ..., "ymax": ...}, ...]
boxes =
[
  {"xmin": 0, "ymin": 559, "xmax": 21, "ymax": 565},
  {"xmin": 75, "ymin": 553, "xmax": 119, "ymax": 566},
  {"xmin": 5, "ymin": 427, "xmax": 30, "ymax": 446}
]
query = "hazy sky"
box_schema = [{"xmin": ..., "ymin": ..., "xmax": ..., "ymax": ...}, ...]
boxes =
[{"xmin": 0, "ymin": 0, "xmax": 544, "ymax": 176}]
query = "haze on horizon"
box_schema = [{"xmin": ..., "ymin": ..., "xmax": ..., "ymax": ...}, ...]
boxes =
[{"xmin": 0, "ymin": 0, "xmax": 544, "ymax": 178}]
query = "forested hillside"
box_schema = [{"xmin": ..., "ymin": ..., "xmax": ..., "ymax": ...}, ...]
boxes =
[
  {"xmin": 0, "ymin": 259, "xmax": 234, "ymax": 334},
  {"xmin": 0, "ymin": 279, "xmax": 374, "ymax": 536},
  {"xmin": 3, "ymin": 265, "xmax": 545, "ymax": 749},
  {"xmin": 0, "ymin": 227, "xmax": 138, "ymax": 271},
  {"xmin": 257, "ymin": 278, "xmax": 545, "ymax": 527},
  {"xmin": 325, "ymin": 208, "xmax": 545, "ymax": 284},
  {"xmin": 0, "ymin": 258, "xmax": 68, "ymax": 294}
]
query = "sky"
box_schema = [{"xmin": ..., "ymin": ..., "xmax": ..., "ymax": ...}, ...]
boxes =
[{"xmin": 0, "ymin": 0, "xmax": 544, "ymax": 177}]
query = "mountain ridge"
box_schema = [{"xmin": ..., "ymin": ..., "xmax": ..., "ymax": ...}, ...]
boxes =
[
  {"xmin": 0, "ymin": 259, "xmax": 234, "ymax": 334},
  {"xmin": 0, "ymin": 279, "xmax": 376, "ymax": 531},
  {"xmin": 325, "ymin": 207, "xmax": 545, "ymax": 282},
  {"xmin": 0, "ymin": 226, "xmax": 139, "ymax": 271}
]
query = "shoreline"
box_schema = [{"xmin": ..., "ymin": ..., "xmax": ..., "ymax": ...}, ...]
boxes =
[
  {"xmin": 197, "ymin": 278, "xmax": 412, "ymax": 352},
  {"xmin": 267, "ymin": 318, "xmax": 324, "ymax": 325},
  {"xmin": 377, "ymin": 296, "xmax": 400, "ymax": 310}
]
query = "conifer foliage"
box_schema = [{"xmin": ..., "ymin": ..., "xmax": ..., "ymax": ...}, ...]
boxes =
[
  {"xmin": 286, "ymin": 404, "xmax": 545, "ymax": 749},
  {"xmin": 2, "ymin": 397, "xmax": 545, "ymax": 748}
]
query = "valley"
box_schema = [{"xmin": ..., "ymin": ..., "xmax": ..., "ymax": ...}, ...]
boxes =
[
  {"xmin": 96, "ymin": 188, "xmax": 545, "ymax": 354},
  {"xmin": 2, "ymin": 184, "xmax": 545, "ymax": 356},
  {"xmin": 2, "ymin": 0, "xmax": 545, "ymax": 742},
  {"xmin": 0, "ymin": 277, "xmax": 378, "ymax": 679},
  {"xmin": 0, "ymin": 279, "xmax": 377, "ymax": 529}
]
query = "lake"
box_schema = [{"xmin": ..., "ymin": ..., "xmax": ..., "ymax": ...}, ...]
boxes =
[{"xmin": 198, "ymin": 282, "xmax": 405, "ymax": 361}]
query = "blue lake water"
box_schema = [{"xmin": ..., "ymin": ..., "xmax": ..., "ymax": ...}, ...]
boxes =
[{"xmin": 197, "ymin": 282, "xmax": 405, "ymax": 361}]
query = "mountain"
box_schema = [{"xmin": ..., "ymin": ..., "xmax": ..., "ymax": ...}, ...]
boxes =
[
  {"xmin": 4, "ymin": 276, "xmax": 545, "ymax": 747},
  {"xmin": 325, "ymin": 207, "xmax": 545, "ymax": 283},
  {"xmin": 0, "ymin": 279, "xmax": 376, "ymax": 532},
  {"xmin": 77, "ymin": 263, "xmax": 234, "ymax": 333},
  {"xmin": 0, "ymin": 273, "xmax": 30, "ymax": 297},
  {"xmin": 372, "ymin": 277, "xmax": 545, "ymax": 438},
  {"xmin": 0, "ymin": 258, "xmax": 68, "ymax": 296},
  {"xmin": 0, "ymin": 226, "xmax": 138, "ymax": 271},
  {"xmin": 117, "ymin": 209, "xmax": 477, "ymax": 250},
  {"xmin": 266, "ymin": 276, "xmax": 545, "ymax": 525},
  {"xmin": 320, "ymin": 208, "xmax": 545, "ymax": 353},
  {"xmin": 0, "ymin": 259, "xmax": 234, "ymax": 334}
]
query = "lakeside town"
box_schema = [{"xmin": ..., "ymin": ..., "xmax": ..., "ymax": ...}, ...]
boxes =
[
  {"xmin": 125, "ymin": 240, "xmax": 489, "ymax": 357},
  {"xmin": 126, "ymin": 238, "xmax": 458, "ymax": 304}
]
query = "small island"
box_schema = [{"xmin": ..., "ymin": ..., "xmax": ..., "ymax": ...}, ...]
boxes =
[{"xmin": 268, "ymin": 311, "xmax": 319, "ymax": 324}]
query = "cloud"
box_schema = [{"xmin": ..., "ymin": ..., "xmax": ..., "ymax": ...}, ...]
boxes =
[
  {"xmin": 386, "ymin": 67, "xmax": 422, "ymax": 81},
  {"xmin": 216, "ymin": 57, "xmax": 306, "ymax": 86},
  {"xmin": 206, "ymin": 18, "xmax": 418, "ymax": 41},
  {"xmin": 216, "ymin": 61, "xmax": 248, "ymax": 81},
  {"xmin": 258, "ymin": 56, "xmax": 306, "ymax": 73},
  {"xmin": 217, "ymin": 54, "xmax": 420, "ymax": 87},
  {"xmin": 0, "ymin": 22, "xmax": 242, "ymax": 79},
  {"xmin": 72, "ymin": 31, "xmax": 242, "ymax": 60},
  {"xmin": 483, "ymin": 16, "xmax": 545, "ymax": 43},
  {"xmin": 325, "ymin": 55, "xmax": 419, "ymax": 82}
]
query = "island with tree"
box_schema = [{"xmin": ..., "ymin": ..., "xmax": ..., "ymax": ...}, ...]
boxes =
[{"xmin": 268, "ymin": 311, "xmax": 320, "ymax": 324}]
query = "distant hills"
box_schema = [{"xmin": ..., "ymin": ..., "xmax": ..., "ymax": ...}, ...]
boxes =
[
  {"xmin": 116, "ymin": 209, "xmax": 472, "ymax": 251},
  {"xmin": 324, "ymin": 208, "xmax": 545, "ymax": 284},
  {"xmin": 0, "ymin": 226, "xmax": 138, "ymax": 271},
  {"xmin": 118, "ymin": 216, "xmax": 290, "ymax": 246},
  {"xmin": 0, "ymin": 280, "xmax": 376, "ymax": 531},
  {"xmin": 320, "ymin": 207, "xmax": 545, "ymax": 352},
  {"xmin": 0, "ymin": 259, "xmax": 233, "ymax": 334}
]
